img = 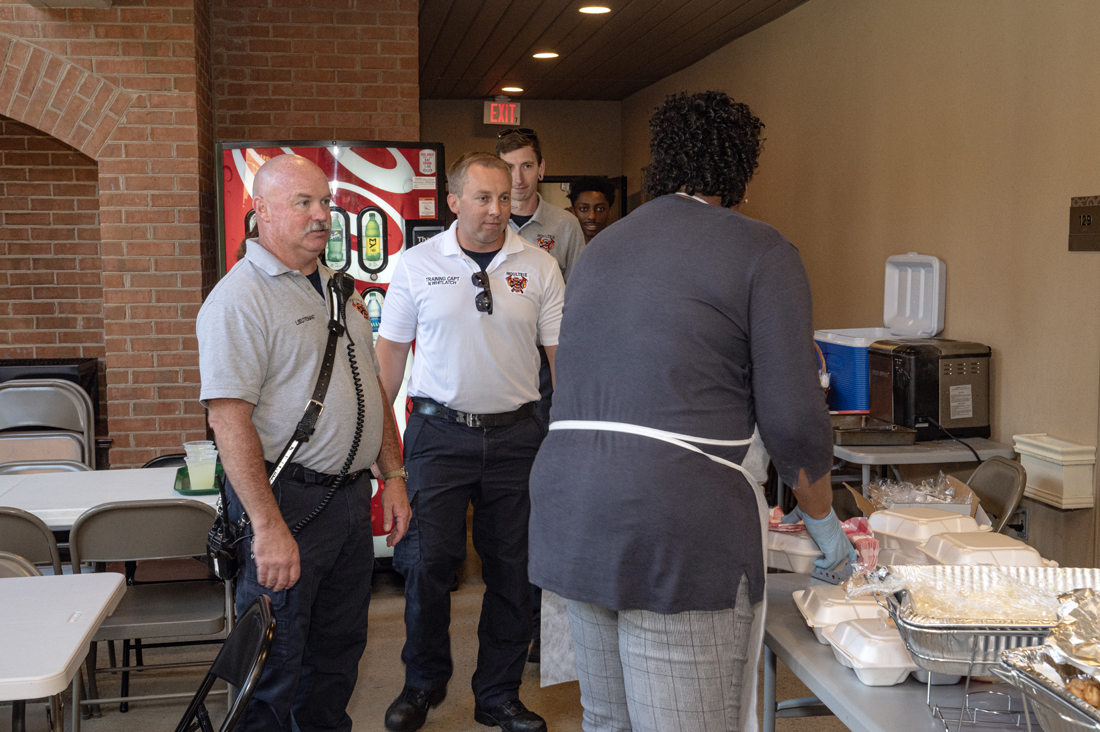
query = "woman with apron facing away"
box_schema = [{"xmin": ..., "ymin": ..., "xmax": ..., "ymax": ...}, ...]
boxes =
[{"xmin": 527, "ymin": 90, "xmax": 856, "ymax": 732}]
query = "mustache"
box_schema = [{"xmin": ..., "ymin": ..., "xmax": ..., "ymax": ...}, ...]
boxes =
[{"xmin": 305, "ymin": 220, "xmax": 331, "ymax": 234}]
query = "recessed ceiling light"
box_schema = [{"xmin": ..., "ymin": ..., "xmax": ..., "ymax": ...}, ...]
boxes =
[
  {"xmin": 533, "ymin": 52, "xmax": 559, "ymax": 59},
  {"xmin": 502, "ymin": 86, "xmax": 524, "ymax": 93},
  {"xmin": 579, "ymin": 6, "xmax": 611, "ymax": 13}
]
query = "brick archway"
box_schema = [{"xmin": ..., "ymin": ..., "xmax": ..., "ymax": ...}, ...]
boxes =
[{"xmin": 0, "ymin": 34, "xmax": 132, "ymax": 161}]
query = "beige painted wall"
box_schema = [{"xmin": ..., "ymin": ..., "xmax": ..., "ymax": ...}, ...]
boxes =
[
  {"xmin": 421, "ymin": 99, "xmax": 622, "ymax": 178},
  {"xmin": 622, "ymin": 0, "xmax": 1100, "ymax": 565}
]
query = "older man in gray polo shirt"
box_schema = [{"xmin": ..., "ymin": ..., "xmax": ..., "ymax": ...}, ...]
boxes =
[{"xmin": 197, "ymin": 154, "xmax": 411, "ymax": 732}]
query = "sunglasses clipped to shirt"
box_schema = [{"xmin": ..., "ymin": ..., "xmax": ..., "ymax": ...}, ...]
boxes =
[{"xmin": 472, "ymin": 270, "xmax": 493, "ymax": 315}]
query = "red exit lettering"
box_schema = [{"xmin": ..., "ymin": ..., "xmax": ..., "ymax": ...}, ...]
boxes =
[{"xmin": 490, "ymin": 103, "xmax": 516, "ymax": 124}]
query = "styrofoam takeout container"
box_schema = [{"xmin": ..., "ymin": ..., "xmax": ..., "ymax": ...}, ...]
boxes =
[
  {"xmin": 918, "ymin": 531, "xmax": 1058, "ymax": 568},
  {"xmin": 767, "ymin": 530, "xmax": 822, "ymax": 574},
  {"xmin": 822, "ymin": 618, "xmax": 917, "ymax": 686},
  {"xmin": 792, "ymin": 585, "xmax": 884, "ymax": 644},
  {"xmin": 869, "ymin": 507, "xmax": 988, "ymax": 554}
]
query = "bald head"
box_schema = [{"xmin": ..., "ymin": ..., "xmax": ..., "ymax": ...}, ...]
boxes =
[
  {"xmin": 253, "ymin": 154, "xmax": 324, "ymax": 201},
  {"xmin": 252, "ymin": 154, "xmax": 334, "ymax": 274}
]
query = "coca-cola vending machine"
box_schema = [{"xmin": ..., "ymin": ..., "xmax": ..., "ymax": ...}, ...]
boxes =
[{"xmin": 217, "ymin": 140, "xmax": 446, "ymax": 561}]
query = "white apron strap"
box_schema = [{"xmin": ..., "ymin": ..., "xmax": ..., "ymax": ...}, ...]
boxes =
[
  {"xmin": 549, "ymin": 419, "xmax": 769, "ymax": 732},
  {"xmin": 549, "ymin": 419, "xmax": 758, "ymax": 486}
]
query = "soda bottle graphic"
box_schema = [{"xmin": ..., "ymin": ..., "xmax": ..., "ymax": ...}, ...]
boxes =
[
  {"xmin": 366, "ymin": 292, "xmax": 383, "ymax": 343},
  {"xmin": 326, "ymin": 209, "xmax": 346, "ymax": 268},
  {"xmin": 363, "ymin": 212, "xmax": 383, "ymax": 263}
]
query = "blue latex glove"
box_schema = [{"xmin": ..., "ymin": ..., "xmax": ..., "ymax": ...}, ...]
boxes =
[{"xmin": 782, "ymin": 507, "xmax": 858, "ymax": 571}]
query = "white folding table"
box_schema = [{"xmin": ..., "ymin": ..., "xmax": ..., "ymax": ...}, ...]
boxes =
[
  {"xmin": 0, "ymin": 467, "xmax": 218, "ymax": 530},
  {"xmin": 0, "ymin": 573, "xmax": 125, "ymax": 730}
]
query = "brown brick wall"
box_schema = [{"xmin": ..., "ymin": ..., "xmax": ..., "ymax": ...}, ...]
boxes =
[
  {"xmin": 211, "ymin": 0, "xmax": 419, "ymax": 142},
  {"xmin": 0, "ymin": 116, "xmax": 104, "ymax": 361},
  {"xmin": 0, "ymin": 0, "xmax": 216, "ymax": 467},
  {"xmin": 0, "ymin": 0, "xmax": 419, "ymax": 468}
]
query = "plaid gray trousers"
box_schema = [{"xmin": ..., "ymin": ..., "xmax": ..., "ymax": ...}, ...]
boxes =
[{"xmin": 566, "ymin": 577, "xmax": 754, "ymax": 732}]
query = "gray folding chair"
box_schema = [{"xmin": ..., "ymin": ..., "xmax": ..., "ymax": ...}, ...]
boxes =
[
  {"xmin": 0, "ymin": 379, "xmax": 95, "ymax": 469},
  {"xmin": 0, "ymin": 506, "xmax": 63, "ymax": 576},
  {"xmin": 0, "ymin": 551, "xmax": 64, "ymax": 732},
  {"xmin": 966, "ymin": 456, "xmax": 1028, "ymax": 534},
  {"xmin": 69, "ymin": 500, "xmax": 232, "ymax": 732},
  {"xmin": 0, "ymin": 460, "xmax": 91, "ymax": 475},
  {"xmin": 0, "ymin": 431, "xmax": 86, "ymax": 466}
]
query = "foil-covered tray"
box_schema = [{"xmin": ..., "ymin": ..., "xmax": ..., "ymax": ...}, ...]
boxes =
[
  {"xmin": 879, "ymin": 566, "xmax": 1100, "ymax": 675},
  {"xmin": 996, "ymin": 647, "xmax": 1100, "ymax": 732}
]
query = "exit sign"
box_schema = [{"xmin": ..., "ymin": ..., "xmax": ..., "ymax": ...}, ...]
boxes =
[{"xmin": 483, "ymin": 101, "xmax": 521, "ymax": 126}]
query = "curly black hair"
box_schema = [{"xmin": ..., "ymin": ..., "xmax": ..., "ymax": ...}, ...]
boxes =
[
  {"xmin": 644, "ymin": 90, "xmax": 764, "ymax": 209},
  {"xmin": 567, "ymin": 176, "xmax": 616, "ymax": 207}
]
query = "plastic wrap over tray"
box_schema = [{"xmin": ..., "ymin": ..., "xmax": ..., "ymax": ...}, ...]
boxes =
[
  {"xmin": 996, "ymin": 646, "xmax": 1100, "ymax": 732},
  {"xmin": 879, "ymin": 566, "xmax": 1100, "ymax": 676}
]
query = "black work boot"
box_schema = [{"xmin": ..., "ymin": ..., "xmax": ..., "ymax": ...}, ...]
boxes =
[
  {"xmin": 384, "ymin": 685, "xmax": 447, "ymax": 732},
  {"xmin": 474, "ymin": 698, "xmax": 547, "ymax": 732}
]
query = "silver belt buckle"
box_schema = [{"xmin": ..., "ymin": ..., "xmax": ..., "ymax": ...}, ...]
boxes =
[{"xmin": 462, "ymin": 412, "xmax": 481, "ymax": 428}]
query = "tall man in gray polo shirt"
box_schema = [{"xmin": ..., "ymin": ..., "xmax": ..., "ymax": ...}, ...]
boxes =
[{"xmin": 198, "ymin": 154, "xmax": 411, "ymax": 732}]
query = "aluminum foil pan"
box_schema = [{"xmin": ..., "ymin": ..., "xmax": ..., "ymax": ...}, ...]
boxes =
[
  {"xmin": 997, "ymin": 647, "xmax": 1100, "ymax": 732},
  {"xmin": 880, "ymin": 566, "xmax": 1100, "ymax": 676},
  {"xmin": 888, "ymin": 566, "xmax": 1100, "ymax": 628}
]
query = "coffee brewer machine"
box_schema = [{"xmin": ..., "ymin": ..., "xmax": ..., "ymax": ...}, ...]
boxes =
[{"xmin": 869, "ymin": 338, "xmax": 991, "ymax": 441}]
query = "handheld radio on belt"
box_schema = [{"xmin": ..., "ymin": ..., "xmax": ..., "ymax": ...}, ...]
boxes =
[{"xmin": 207, "ymin": 271, "xmax": 365, "ymax": 581}]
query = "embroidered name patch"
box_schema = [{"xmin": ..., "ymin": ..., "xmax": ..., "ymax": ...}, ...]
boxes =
[
  {"xmin": 505, "ymin": 272, "xmax": 528, "ymax": 293},
  {"xmin": 425, "ymin": 276, "xmax": 460, "ymax": 286},
  {"xmin": 295, "ymin": 314, "xmax": 316, "ymax": 325},
  {"xmin": 536, "ymin": 234, "xmax": 555, "ymax": 252}
]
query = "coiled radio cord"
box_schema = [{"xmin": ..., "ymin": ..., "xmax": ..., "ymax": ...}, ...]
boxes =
[{"xmin": 290, "ymin": 316, "xmax": 365, "ymax": 536}]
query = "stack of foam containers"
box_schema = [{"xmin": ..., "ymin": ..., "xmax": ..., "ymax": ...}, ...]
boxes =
[
  {"xmin": 767, "ymin": 531, "xmax": 823, "ymax": 573},
  {"xmin": 918, "ymin": 531, "xmax": 1058, "ymax": 567},
  {"xmin": 815, "ymin": 253, "xmax": 946, "ymax": 413},
  {"xmin": 792, "ymin": 585, "xmax": 883, "ymax": 644},
  {"xmin": 822, "ymin": 618, "xmax": 918, "ymax": 686},
  {"xmin": 869, "ymin": 507, "xmax": 988, "ymax": 565}
]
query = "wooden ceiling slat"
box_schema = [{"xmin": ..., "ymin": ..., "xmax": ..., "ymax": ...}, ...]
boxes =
[
  {"xmin": 470, "ymin": 0, "xmax": 596, "ymax": 99},
  {"xmin": 421, "ymin": 0, "xmax": 807, "ymax": 100},
  {"xmin": 435, "ymin": 0, "xmax": 519, "ymax": 94},
  {"xmin": 420, "ymin": 0, "xmax": 488, "ymax": 98},
  {"xmin": 585, "ymin": 0, "xmax": 744, "ymax": 81},
  {"xmin": 630, "ymin": 0, "xmax": 799, "ymax": 83},
  {"xmin": 418, "ymin": 0, "xmax": 455, "ymax": 72},
  {"xmin": 450, "ymin": 0, "xmax": 574, "ymax": 100}
]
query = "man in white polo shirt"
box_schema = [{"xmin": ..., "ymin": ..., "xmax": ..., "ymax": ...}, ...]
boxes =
[{"xmin": 375, "ymin": 152, "xmax": 563, "ymax": 732}]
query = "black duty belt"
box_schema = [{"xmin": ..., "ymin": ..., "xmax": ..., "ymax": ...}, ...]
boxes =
[
  {"xmin": 412, "ymin": 398, "xmax": 536, "ymax": 428},
  {"xmin": 265, "ymin": 461, "xmax": 364, "ymax": 488}
]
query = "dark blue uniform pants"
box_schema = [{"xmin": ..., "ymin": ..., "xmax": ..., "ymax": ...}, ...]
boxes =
[
  {"xmin": 394, "ymin": 412, "xmax": 543, "ymax": 708},
  {"xmin": 227, "ymin": 470, "xmax": 374, "ymax": 732}
]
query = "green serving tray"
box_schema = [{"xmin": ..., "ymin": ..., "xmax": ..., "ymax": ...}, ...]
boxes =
[{"xmin": 174, "ymin": 463, "xmax": 224, "ymax": 495}]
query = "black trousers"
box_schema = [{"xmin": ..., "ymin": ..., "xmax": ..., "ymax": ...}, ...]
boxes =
[
  {"xmin": 227, "ymin": 470, "xmax": 374, "ymax": 732},
  {"xmin": 394, "ymin": 411, "xmax": 544, "ymax": 707}
]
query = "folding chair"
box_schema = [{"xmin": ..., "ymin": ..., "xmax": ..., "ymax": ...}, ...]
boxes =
[
  {"xmin": 142, "ymin": 453, "xmax": 189, "ymax": 469},
  {"xmin": 0, "ymin": 507, "xmax": 63, "ymax": 576},
  {"xmin": 0, "ymin": 460, "xmax": 91, "ymax": 475},
  {"xmin": 0, "ymin": 379, "xmax": 95, "ymax": 469},
  {"xmin": 966, "ymin": 456, "xmax": 1028, "ymax": 534},
  {"xmin": 0, "ymin": 551, "xmax": 64, "ymax": 732},
  {"xmin": 69, "ymin": 500, "xmax": 232, "ymax": 732},
  {"xmin": 174, "ymin": 595, "xmax": 276, "ymax": 732},
  {"xmin": 0, "ymin": 432, "xmax": 86, "ymax": 467}
]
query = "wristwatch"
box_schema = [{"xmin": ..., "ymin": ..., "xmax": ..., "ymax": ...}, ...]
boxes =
[{"xmin": 381, "ymin": 466, "xmax": 408, "ymax": 481}]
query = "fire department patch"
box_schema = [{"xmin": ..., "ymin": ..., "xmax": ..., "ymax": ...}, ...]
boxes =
[
  {"xmin": 536, "ymin": 234, "xmax": 555, "ymax": 252},
  {"xmin": 353, "ymin": 301, "xmax": 369, "ymax": 319},
  {"xmin": 505, "ymin": 273, "xmax": 528, "ymax": 294}
]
